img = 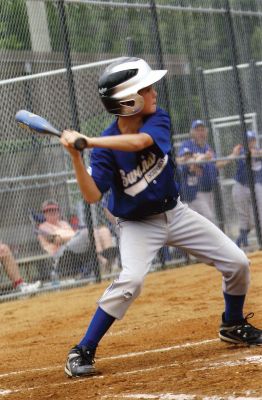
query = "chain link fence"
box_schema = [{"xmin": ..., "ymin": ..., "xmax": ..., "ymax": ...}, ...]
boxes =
[{"xmin": 1, "ymin": 0, "xmax": 262, "ymax": 300}]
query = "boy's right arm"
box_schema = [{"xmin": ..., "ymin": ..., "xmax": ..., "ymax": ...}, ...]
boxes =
[
  {"xmin": 70, "ymin": 152, "xmax": 102, "ymax": 204},
  {"xmin": 61, "ymin": 127, "xmax": 154, "ymax": 203},
  {"xmin": 60, "ymin": 131, "xmax": 102, "ymax": 204}
]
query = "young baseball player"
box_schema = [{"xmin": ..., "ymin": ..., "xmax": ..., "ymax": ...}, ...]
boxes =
[
  {"xmin": 60, "ymin": 57, "xmax": 262, "ymax": 378},
  {"xmin": 232, "ymin": 131, "xmax": 262, "ymax": 248},
  {"xmin": 177, "ymin": 121, "xmax": 218, "ymax": 222}
]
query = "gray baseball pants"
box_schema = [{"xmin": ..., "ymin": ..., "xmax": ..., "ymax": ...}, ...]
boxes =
[
  {"xmin": 232, "ymin": 182, "xmax": 262, "ymax": 230},
  {"xmin": 187, "ymin": 191, "xmax": 215, "ymax": 222},
  {"xmin": 98, "ymin": 199, "xmax": 250, "ymax": 319}
]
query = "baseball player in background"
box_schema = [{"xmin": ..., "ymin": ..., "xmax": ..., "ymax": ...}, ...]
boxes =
[
  {"xmin": 60, "ymin": 57, "xmax": 262, "ymax": 378},
  {"xmin": 176, "ymin": 120, "xmax": 237, "ymax": 223},
  {"xmin": 232, "ymin": 130, "xmax": 262, "ymax": 248},
  {"xmin": 177, "ymin": 120, "xmax": 218, "ymax": 222}
]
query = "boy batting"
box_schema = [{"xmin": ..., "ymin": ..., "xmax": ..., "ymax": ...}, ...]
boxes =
[{"xmin": 60, "ymin": 57, "xmax": 262, "ymax": 378}]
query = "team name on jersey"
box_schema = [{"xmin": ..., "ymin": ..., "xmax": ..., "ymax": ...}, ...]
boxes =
[
  {"xmin": 120, "ymin": 152, "xmax": 156, "ymax": 187},
  {"xmin": 119, "ymin": 152, "xmax": 168, "ymax": 197}
]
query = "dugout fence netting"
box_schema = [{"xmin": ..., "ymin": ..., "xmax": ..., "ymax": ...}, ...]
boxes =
[{"xmin": 1, "ymin": 0, "xmax": 262, "ymax": 300}]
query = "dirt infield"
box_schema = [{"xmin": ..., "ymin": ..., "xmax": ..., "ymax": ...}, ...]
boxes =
[{"xmin": 1, "ymin": 251, "xmax": 262, "ymax": 400}]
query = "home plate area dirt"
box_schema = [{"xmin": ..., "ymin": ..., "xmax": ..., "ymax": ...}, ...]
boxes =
[{"xmin": 1, "ymin": 251, "xmax": 262, "ymax": 399}]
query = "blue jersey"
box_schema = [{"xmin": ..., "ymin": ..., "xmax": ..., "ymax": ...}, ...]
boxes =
[
  {"xmin": 90, "ymin": 108, "xmax": 179, "ymax": 219},
  {"xmin": 178, "ymin": 139, "xmax": 218, "ymax": 193},
  {"xmin": 178, "ymin": 165, "xmax": 198, "ymax": 202},
  {"xmin": 235, "ymin": 148, "xmax": 262, "ymax": 185}
]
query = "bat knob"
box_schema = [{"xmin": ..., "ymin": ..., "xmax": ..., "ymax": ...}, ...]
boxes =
[{"xmin": 74, "ymin": 137, "xmax": 88, "ymax": 151}]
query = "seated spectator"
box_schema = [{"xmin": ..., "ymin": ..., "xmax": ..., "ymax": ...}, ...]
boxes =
[
  {"xmin": 38, "ymin": 200, "xmax": 117, "ymax": 276},
  {"xmin": 0, "ymin": 242, "xmax": 41, "ymax": 294},
  {"xmin": 101, "ymin": 191, "xmax": 121, "ymax": 271}
]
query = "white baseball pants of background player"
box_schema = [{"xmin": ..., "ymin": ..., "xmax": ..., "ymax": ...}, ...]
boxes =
[
  {"xmin": 187, "ymin": 191, "xmax": 215, "ymax": 223},
  {"xmin": 232, "ymin": 181, "xmax": 262, "ymax": 231},
  {"xmin": 98, "ymin": 199, "xmax": 249, "ymax": 319}
]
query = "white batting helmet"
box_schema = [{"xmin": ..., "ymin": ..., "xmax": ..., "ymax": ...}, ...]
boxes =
[{"xmin": 98, "ymin": 57, "xmax": 167, "ymax": 116}]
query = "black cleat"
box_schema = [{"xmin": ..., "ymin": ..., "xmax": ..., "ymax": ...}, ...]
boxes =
[
  {"xmin": 64, "ymin": 345, "xmax": 97, "ymax": 378},
  {"xmin": 219, "ymin": 312, "xmax": 262, "ymax": 346}
]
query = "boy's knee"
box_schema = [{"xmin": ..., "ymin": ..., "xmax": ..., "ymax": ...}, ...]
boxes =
[
  {"xmin": 98, "ymin": 274, "xmax": 145, "ymax": 320},
  {"xmin": 232, "ymin": 252, "xmax": 250, "ymax": 293},
  {"xmin": 122, "ymin": 275, "xmax": 144, "ymax": 299},
  {"xmin": 236, "ymin": 252, "xmax": 250, "ymax": 275}
]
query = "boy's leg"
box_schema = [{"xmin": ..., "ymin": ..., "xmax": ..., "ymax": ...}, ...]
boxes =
[
  {"xmin": 98, "ymin": 215, "xmax": 167, "ymax": 319},
  {"xmin": 65, "ymin": 214, "xmax": 167, "ymax": 377},
  {"xmin": 166, "ymin": 200, "xmax": 262, "ymax": 345},
  {"xmin": 166, "ymin": 200, "xmax": 249, "ymax": 296},
  {"xmin": 65, "ymin": 307, "xmax": 115, "ymax": 378}
]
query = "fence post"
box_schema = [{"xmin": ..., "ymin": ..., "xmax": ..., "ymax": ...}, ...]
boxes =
[
  {"xmin": 57, "ymin": 0, "xmax": 101, "ymax": 281},
  {"xmin": 225, "ymin": 0, "xmax": 262, "ymax": 248},
  {"xmin": 150, "ymin": 0, "xmax": 181, "ymax": 268},
  {"xmin": 149, "ymin": 1, "xmax": 172, "ymax": 128},
  {"xmin": 196, "ymin": 67, "xmax": 225, "ymax": 232},
  {"xmin": 24, "ymin": 62, "xmax": 33, "ymax": 112}
]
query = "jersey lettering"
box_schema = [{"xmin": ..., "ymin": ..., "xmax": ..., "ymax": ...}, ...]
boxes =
[
  {"xmin": 120, "ymin": 152, "xmax": 156, "ymax": 188},
  {"xmin": 124, "ymin": 154, "xmax": 168, "ymax": 197}
]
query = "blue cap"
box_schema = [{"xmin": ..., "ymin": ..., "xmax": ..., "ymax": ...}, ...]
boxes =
[
  {"xmin": 191, "ymin": 119, "xmax": 206, "ymax": 129},
  {"xmin": 246, "ymin": 130, "xmax": 256, "ymax": 140}
]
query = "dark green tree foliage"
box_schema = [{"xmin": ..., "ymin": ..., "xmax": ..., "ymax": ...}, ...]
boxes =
[
  {"xmin": 1, "ymin": 0, "xmax": 262, "ymax": 133},
  {"xmin": 0, "ymin": 0, "xmax": 30, "ymax": 49}
]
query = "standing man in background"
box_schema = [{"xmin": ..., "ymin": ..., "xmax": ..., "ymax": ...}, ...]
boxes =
[
  {"xmin": 177, "ymin": 120, "xmax": 239, "ymax": 223},
  {"xmin": 177, "ymin": 120, "xmax": 218, "ymax": 222}
]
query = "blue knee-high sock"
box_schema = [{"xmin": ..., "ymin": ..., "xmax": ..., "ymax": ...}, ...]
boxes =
[
  {"xmin": 78, "ymin": 307, "xmax": 115, "ymax": 349},
  {"xmin": 223, "ymin": 292, "xmax": 245, "ymax": 322}
]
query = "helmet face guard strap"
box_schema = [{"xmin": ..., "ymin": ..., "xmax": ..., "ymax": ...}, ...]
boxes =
[{"xmin": 98, "ymin": 57, "xmax": 167, "ymax": 116}]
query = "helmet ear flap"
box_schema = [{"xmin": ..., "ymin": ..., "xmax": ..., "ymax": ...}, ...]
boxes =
[{"xmin": 119, "ymin": 94, "xmax": 144, "ymax": 116}]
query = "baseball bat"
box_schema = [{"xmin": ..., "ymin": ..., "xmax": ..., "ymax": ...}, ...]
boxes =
[{"xmin": 15, "ymin": 110, "xmax": 88, "ymax": 151}]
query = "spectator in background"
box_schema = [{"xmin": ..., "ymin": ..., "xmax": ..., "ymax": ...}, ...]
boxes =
[
  {"xmin": 176, "ymin": 120, "xmax": 219, "ymax": 222},
  {"xmin": 177, "ymin": 119, "xmax": 237, "ymax": 223},
  {"xmin": 232, "ymin": 131, "xmax": 262, "ymax": 248},
  {"xmin": 38, "ymin": 199, "xmax": 117, "ymax": 274},
  {"xmin": 0, "ymin": 242, "xmax": 41, "ymax": 294}
]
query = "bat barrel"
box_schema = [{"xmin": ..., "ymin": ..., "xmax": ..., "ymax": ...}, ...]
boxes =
[
  {"xmin": 15, "ymin": 110, "xmax": 61, "ymax": 137},
  {"xmin": 16, "ymin": 109, "xmax": 88, "ymax": 151}
]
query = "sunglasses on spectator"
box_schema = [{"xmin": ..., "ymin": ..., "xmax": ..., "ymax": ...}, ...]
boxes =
[{"xmin": 43, "ymin": 207, "xmax": 59, "ymax": 213}]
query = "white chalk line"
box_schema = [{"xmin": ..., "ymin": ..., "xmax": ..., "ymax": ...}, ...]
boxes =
[
  {"xmin": 0, "ymin": 339, "xmax": 260, "ymax": 398},
  {"xmin": 101, "ymin": 394, "xmax": 262, "ymax": 400},
  {"xmin": 193, "ymin": 355, "xmax": 262, "ymax": 371},
  {"xmin": 1, "ymin": 359, "xmax": 261, "ymax": 398},
  {"xmin": 0, "ymin": 338, "xmax": 219, "ymax": 379},
  {"xmin": 102, "ymin": 338, "xmax": 220, "ymax": 360}
]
